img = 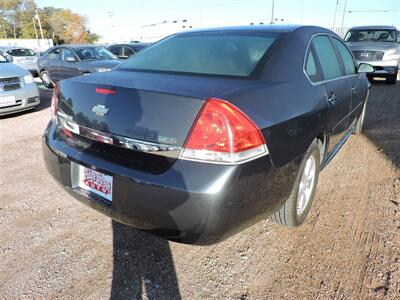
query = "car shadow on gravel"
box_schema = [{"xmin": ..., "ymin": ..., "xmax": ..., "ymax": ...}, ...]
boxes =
[
  {"xmin": 110, "ymin": 221, "xmax": 181, "ymax": 300},
  {"xmin": 363, "ymin": 81, "xmax": 400, "ymax": 168}
]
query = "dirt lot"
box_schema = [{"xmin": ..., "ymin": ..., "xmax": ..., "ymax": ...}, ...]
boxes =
[{"xmin": 1, "ymin": 81, "xmax": 399, "ymax": 299}]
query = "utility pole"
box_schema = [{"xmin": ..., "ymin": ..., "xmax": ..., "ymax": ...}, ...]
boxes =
[
  {"xmin": 340, "ymin": 0, "xmax": 348, "ymax": 37},
  {"xmin": 0, "ymin": 20, "xmax": 6, "ymax": 38},
  {"xmin": 332, "ymin": 0, "xmax": 339, "ymax": 30},
  {"xmin": 270, "ymin": 0, "xmax": 275, "ymax": 24},
  {"xmin": 35, "ymin": 10, "xmax": 44, "ymax": 39}
]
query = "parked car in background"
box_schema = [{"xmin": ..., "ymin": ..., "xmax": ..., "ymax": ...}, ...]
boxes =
[
  {"xmin": 38, "ymin": 45, "xmax": 121, "ymax": 88},
  {"xmin": 0, "ymin": 46, "xmax": 39, "ymax": 76},
  {"xmin": 108, "ymin": 43, "xmax": 151, "ymax": 59},
  {"xmin": 0, "ymin": 53, "xmax": 40, "ymax": 116},
  {"xmin": 43, "ymin": 25, "xmax": 374, "ymax": 245},
  {"xmin": 345, "ymin": 25, "xmax": 400, "ymax": 84}
]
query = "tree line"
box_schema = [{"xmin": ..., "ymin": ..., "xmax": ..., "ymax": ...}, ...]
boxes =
[{"xmin": 0, "ymin": 0, "xmax": 100, "ymax": 44}]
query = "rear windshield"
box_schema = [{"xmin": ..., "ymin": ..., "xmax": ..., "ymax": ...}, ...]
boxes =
[
  {"xmin": 74, "ymin": 47, "xmax": 117, "ymax": 61},
  {"xmin": 7, "ymin": 48, "xmax": 36, "ymax": 56},
  {"xmin": 119, "ymin": 32, "xmax": 280, "ymax": 77},
  {"xmin": 345, "ymin": 30, "xmax": 397, "ymax": 43}
]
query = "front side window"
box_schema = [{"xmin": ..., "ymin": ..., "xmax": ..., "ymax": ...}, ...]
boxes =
[
  {"xmin": 74, "ymin": 47, "xmax": 117, "ymax": 61},
  {"xmin": 332, "ymin": 38, "xmax": 356, "ymax": 76},
  {"xmin": 123, "ymin": 47, "xmax": 134, "ymax": 57},
  {"xmin": 119, "ymin": 32, "xmax": 281, "ymax": 77},
  {"xmin": 48, "ymin": 48, "xmax": 60, "ymax": 60},
  {"xmin": 62, "ymin": 48, "xmax": 76, "ymax": 61},
  {"xmin": 345, "ymin": 30, "xmax": 397, "ymax": 43},
  {"xmin": 108, "ymin": 46, "xmax": 121, "ymax": 56},
  {"xmin": 7, "ymin": 48, "xmax": 36, "ymax": 56},
  {"xmin": 312, "ymin": 35, "xmax": 342, "ymax": 80}
]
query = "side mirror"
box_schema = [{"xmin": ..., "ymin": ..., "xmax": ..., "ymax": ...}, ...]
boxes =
[
  {"xmin": 66, "ymin": 56, "xmax": 77, "ymax": 62},
  {"xmin": 5, "ymin": 54, "xmax": 13, "ymax": 62},
  {"xmin": 358, "ymin": 63, "xmax": 375, "ymax": 73}
]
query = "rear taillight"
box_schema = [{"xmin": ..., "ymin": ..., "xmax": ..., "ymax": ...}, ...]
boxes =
[
  {"xmin": 51, "ymin": 83, "xmax": 59, "ymax": 120},
  {"xmin": 181, "ymin": 98, "xmax": 268, "ymax": 164}
]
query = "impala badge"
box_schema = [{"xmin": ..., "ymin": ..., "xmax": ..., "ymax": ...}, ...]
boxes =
[
  {"xmin": 360, "ymin": 52, "xmax": 369, "ymax": 58},
  {"xmin": 92, "ymin": 105, "xmax": 110, "ymax": 116}
]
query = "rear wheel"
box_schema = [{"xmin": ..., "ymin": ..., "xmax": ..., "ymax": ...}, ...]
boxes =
[
  {"xmin": 40, "ymin": 70, "xmax": 53, "ymax": 88},
  {"xmin": 270, "ymin": 140, "xmax": 320, "ymax": 227},
  {"xmin": 386, "ymin": 74, "xmax": 397, "ymax": 85}
]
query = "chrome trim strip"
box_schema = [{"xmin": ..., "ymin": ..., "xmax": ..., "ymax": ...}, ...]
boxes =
[{"xmin": 57, "ymin": 115, "xmax": 182, "ymax": 157}]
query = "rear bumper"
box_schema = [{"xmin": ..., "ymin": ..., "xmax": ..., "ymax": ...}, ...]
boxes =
[
  {"xmin": 42, "ymin": 120, "xmax": 299, "ymax": 244},
  {"xmin": 356, "ymin": 59, "xmax": 399, "ymax": 77},
  {"xmin": 0, "ymin": 83, "xmax": 40, "ymax": 116}
]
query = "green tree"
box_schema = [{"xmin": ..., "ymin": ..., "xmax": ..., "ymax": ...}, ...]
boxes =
[{"xmin": 0, "ymin": 0, "xmax": 100, "ymax": 44}]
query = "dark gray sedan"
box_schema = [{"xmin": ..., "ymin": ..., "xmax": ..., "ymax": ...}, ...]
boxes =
[
  {"xmin": 38, "ymin": 45, "xmax": 121, "ymax": 88},
  {"xmin": 43, "ymin": 25, "xmax": 374, "ymax": 245}
]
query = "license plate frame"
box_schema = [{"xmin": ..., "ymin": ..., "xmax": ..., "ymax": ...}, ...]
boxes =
[
  {"xmin": 75, "ymin": 164, "xmax": 113, "ymax": 202},
  {"xmin": 0, "ymin": 96, "xmax": 16, "ymax": 107}
]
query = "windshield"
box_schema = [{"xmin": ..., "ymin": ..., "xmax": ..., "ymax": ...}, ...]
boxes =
[
  {"xmin": 0, "ymin": 54, "xmax": 8, "ymax": 63},
  {"xmin": 119, "ymin": 32, "xmax": 280, "ymax": 77},
  {"xmin": 7, "ymin": 48, "xmax": 36, "ymax": 56},
  {"xmin": 345, "ymin": 30, "xmax": 397, "ymax": 43},
  {"xmin": 74, "ymin": 47, "xmax": 117, "ymax": 61}
]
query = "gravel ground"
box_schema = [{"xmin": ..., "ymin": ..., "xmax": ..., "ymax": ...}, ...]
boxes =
[{"xmin": 0, "ymin": 81, "xmax": 399, "ymax": 299}]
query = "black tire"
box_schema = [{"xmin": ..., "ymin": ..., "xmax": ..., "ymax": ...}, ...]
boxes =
[
  {"xmin": 354, "ymin": 99, "xmax": 368, "ymax": 135},
  {"xmin": 270, "ymin": 140, "xmax": 320, "ymax": 227},
  {"xmin": 40, "ymin": 70, "xmax": 54, "ymax": 88},
  {"xmin": 386, "ymin": 74, "xmax": 397, "ymax": 85}
]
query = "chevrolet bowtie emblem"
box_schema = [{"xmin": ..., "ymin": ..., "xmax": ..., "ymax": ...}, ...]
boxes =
[{"xmin": 92, "ymin": 105, "xmax": 110, "ymax": 116}]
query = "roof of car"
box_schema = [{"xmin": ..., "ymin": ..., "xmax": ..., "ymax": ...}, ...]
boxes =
[
  {"xmin": 0, "ymin": 46, "xmax": 31, "ymax": 50},
  {"xmin": 180, "ymin": 24, "xmax": 303, "ymax": 33},
  {"xmin": 348, "ymin": 25, "xmax": 397, "ymax": 31},
  {"xmin": 174, "ymin": 25, "xmax": 337, "ymax": 38},
  {"xmin": 108, "ymin": 43, "xmax": 151, "ymax": 47},
  {"xmin": 58, "ymin": 44, "xmax": 105, "ymax": 48}
]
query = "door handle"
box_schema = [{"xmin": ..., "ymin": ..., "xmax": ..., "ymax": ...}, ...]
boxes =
[
  {"xmin": 327, "ymin": 93, "xmax": 337, "ymax": 106},
  {"xmin": 352, "ymin": 86, "xmax": 358, "ymax": 94}
]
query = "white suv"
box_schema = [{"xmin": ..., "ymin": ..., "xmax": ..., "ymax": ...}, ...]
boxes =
[{"xmin": 345, "ymin": 25, "xmax": 400, "ymax": 84}]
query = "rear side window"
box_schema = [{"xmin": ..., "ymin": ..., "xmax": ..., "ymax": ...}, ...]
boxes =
[
  {"xmin": 305, "ymin": 49, "xmax": 321, "ymax": 82},
  {"xmin": 312, "ymin": 35, "xmax": 342, "ymax": 80},
  {"xmin": 332, "ymin": 38, "xmax": 356, "ymax": 75},
  {"xmin": 120, "ymin": 32, "xmax": 280, "ymax": 77}
]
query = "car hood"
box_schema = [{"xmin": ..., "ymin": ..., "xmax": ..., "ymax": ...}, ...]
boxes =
[
  {"xmin": 81, "ymin": 59, "xmax": 122, "ymax": 70},
  {"xmin": 0, "ymin": 62, "xmax": 27, "ymax": 78},
  {"xmin": 346, "ymin": 42, "xmax": 398, "ymax": 52}
]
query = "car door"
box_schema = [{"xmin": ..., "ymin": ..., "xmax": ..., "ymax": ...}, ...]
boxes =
[
  {"xmin": 312, "ymin": 35, "xmax": 352, "ymax": 153},
  {"xmin": 331, "ymin": 37, "xmax": 366, "ymax": 123},
  {"xmin": 60, "ymin": 47, "xmax": 82, "ymax": 80},
  {"xmin": 46, "ymin": 48, "xmax": 62, "ymax": 82}
]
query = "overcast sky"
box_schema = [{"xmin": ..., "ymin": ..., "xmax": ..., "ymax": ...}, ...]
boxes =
[{"xmin": 35, "ymin": 0, "xmax": 400, "ymax": 42}]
